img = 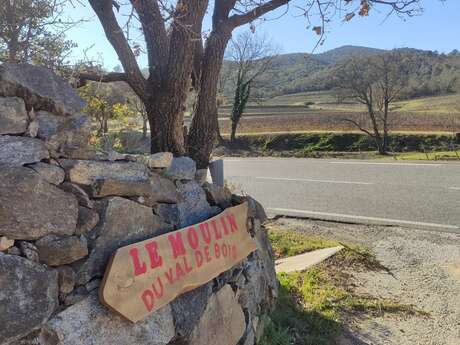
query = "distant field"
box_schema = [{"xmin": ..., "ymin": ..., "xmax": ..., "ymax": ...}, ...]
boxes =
[
  {"xmin": 253, "ymin": 91, "xmax": 460, "ymax": 114},
  {"xmin": 218, "ymin": 91, "xmax": 460, "ymax": 134},
  {"xmin": 218, "ymin": 111, "xmax": 460, "ymax": 134}
]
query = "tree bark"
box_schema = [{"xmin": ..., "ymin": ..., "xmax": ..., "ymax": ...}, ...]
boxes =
[
  {"xmin": 188, "ymin": 28, "xmax": 232, "ymax": 168},
  {"xmin": 7, "ymin": 39, "xmax": 19, "ymax": 63},
  {"xmin": 102, "ymin": 116, "xmax": 108, "ymax": 134},
  {"xmin": 142, "ymin": 116, "xmax": 148, "ymax": 139},
  {"xmin": 146, "ymin": 90, "xmax": 187, "ymax": 155},
  {"xmin": 230, "ymin": 120, "xmax": 238, "ymax": 142}
]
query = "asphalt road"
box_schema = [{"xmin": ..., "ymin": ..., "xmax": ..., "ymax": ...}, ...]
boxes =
[{"xmin": 223, "ymin": 158, "xmax": 460, "ymax": 232}]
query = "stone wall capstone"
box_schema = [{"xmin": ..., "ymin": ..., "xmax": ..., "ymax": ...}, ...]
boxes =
[{"xmin": 0, "ymin": 63, "xmax": 278, "ymax": 345}]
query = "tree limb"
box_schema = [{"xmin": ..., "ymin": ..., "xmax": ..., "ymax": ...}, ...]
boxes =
[
  {"xmin": 129, "ymin": 0, "xmax": 169, "ymax": 80},
  {"xmin": 228, "ymin": 0, "xmax": 290, "ymax": 28},
  {"xmin": 88, "ymin": 0, "xmax": 147, "ymax": 99},
  {"xmin": 342, "ymin": 118, "xmax": 375, "ymax": 138},
  {"xmin": 75, "ymin": 71, "xmax": 127, "ymax": 88}
]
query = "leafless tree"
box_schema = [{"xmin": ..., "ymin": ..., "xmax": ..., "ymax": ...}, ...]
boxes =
[
  {"xmin": 227, "ymin": 32, "xmax": 275, "ymax": 141},
  {"xmin": 333, "ymin": 52, "xmax": 409, "ymax": 154},
  {"xmin": 77, "ymin": 0, "xmax": 424, "ymax": 168}
]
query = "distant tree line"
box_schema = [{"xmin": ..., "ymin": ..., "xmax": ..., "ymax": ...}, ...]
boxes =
[{"xmin": 227, "ymin": 48, "xmax": 460, "ymax": 100}]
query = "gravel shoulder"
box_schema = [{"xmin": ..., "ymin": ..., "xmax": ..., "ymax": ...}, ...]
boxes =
[{"xmin": 271, "ymin": 217, "xmax": 460, "ymax": 345}]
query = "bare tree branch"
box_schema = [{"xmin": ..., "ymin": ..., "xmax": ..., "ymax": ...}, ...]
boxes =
[
  {"xmin": 129, "ymin": 0, "xmax": 169, "ymax": 80},
  {"xmin": 228, "ymin": 0, "xmax": 290, "ymax": 28},
  {"xmin": 75, "ymin": 71, "xmax": 127, "ymax": 88},
  {"xmin": 88, "ymin": 0, "xmax": 147, "ymax": 99},
  {"xmin": 342, "ymin": 118, "xmax": 375, "ymax": 138}
]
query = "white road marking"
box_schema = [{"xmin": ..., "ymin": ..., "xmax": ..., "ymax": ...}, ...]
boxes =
[
  {"xmin": 330, "ymin": 161, "xmax": 442, "ymax": 167},
  {"xmin": 450, "ymin": 187, "xmax": 460, "ymax": 190},
  {"xmin": 255, "ymin": 176, "xmax": 373, "ymax": 185},
  {"xmin": 268, "ymin": 208, "xmax": 459, "ymax": 230}
]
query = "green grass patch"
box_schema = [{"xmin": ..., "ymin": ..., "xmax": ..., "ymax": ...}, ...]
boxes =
[
  {"xmin": 267, "ymin": 225, "xmax": 340, "ymax": 259},
  {"xmin": 394, "ymin": 150, "xmax": 460, "ymax": 161},
  {"xmin": 261, "ymin": 265, "xmax": 424, "ymax": 345},
  {"xmin": 261, "ymin": 227, "xmax": 427, "ymax": 345},
  {"xmin": 217, "ymin": 132, "xmax": 459, "ymax": 159}
]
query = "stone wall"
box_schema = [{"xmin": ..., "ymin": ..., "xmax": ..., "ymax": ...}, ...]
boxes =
[{"xmin": 0, "ymin": 63, "xmax": 278, "ymax": 345}]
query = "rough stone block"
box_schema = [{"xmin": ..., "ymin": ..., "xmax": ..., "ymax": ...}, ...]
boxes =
[{"xmin": 0, "ymin": 253, "xmax": 58, "ymax": 344}]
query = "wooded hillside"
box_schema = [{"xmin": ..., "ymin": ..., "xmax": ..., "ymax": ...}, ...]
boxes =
[{"xmin": 221, "ymin": 45, "xmax": 460, "ymax": 99}]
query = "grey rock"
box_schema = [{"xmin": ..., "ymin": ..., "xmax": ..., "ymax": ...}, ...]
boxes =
[
  {"xmin": 0, "ymin": 96, "xmax": 28, "ymax": 134},
  {"xmin": 237, "ymin": 222, "xmax": 278, "ymax": 323},
  {"xmin": 61, "ymin": 163, "xmax": 179, "ymax": 203},
  {"xmin": 0, "ymin": 135, "xmax": 49, "ymax": 165},
  {"xmin": 90, "ymin": 177, "xmax": 152, "ymax": 198},
  {"xmin": 144, "ymin": 152, "xmax": 173, "ymax": 169},
  {"xmin": 248, "ymin": 196, "xmax": 268, "ymax": 223},
  {"xmin": 203, "ymin": 182, "xmax": 233, "ymax": 209},
  {"xmin": 18, "ymin": 241, "xmax": 39, "ymax": 262},
  {"xmin": 145, "ymin": 172, "xmax": 180, "ymax": 204},
  {"xmin": 233, "ymin": 195, "xmax": 268, "ymax": 223},
  {"xmin": 165, "ymin": 156, "xmax": 196, "ymax": 180},
  {"xmin": 0, "ymin": 253, "xmax": 58, "ymax": 344},
  {"xmin": 189, "ymin": 285, "xmax": 246, "ymax": 345},
  {"xmin": 153, "ymin": 203, "xmax": 180, "ymax": 227},
  {"xmin": 60, "ymin": 182, "xmax": 94, "ymax": 208},
  {"xmin": 75, "ymin": 197, "xmax": 171, "ymax": 285},
  {"xmin": 85, "ymin": 278, "xmax": 101, "ymax": 292},
  {"xmin": 7, "ymin": 330, "xmax": 40, "ymax": 345},
  {"xmin": 40, "ymin": 294, "xmax": 175, "ymax": 345},
  {"xmin": 176, "ymin": 180, "xmax": 220, "ymax": 228},
  {"xmin": 27, "ymin": 162, "xmax": 65, "ymax": 185},
  {"xmin": 105, "ymin": 149, "xmax": 126, "ymax": 161},
  {"xmin": 195, "ymin": 168, "xmax": 208, "ymax": 184},
  {"xmin": 26, "ymin": 118, "xmax": 39, "ymax": 137},
  {"xmin": 0, "ymin": 236, "xmax": 14, "ymax": 251},
  {"xmin": 57, "ymin": 266, "xmax": 76, "ymax": 294},
  {"xmin": 63, "ymin": 286, "xmax": 88, "ymax": 307},
  {"xmin": 0, "ymin": 166, "xmax": 78, "ymax": 240},
  {"xmin": 76, "ymin": 207, "xmax": 99, "ymax": 235},
  {"xmin": 59, "ymin": 159, "xmax": 149, "ymax": 186},
  {"xmin": 253, "ymin": 219, "xmax": 277, "ymax": 289},
  {"xmin": 7, "ymin": 246, "xmax": 21, "ymax": 256},
  {"xmin": 170, "ymin": 282, "xmax": 212, "ymax": 339},
  {"xmin": 0, "ymin": 63, "xmax": 86, "ymax": 116},
  {"xmin": 36, "ymin": 111, "xmax": 91, "ymax": 158},
  {"xmin": 36, "ymin": 235, "xmax": 88, "ymax": 266}
]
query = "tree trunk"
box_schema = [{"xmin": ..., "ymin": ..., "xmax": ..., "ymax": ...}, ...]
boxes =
[
  {"xmin": 376, "ymin": 141, "xmax": 385, "ymax": 155},
  {"xmin": 146, "ymin": 90, "xmax": 187, "ymax": 156},
  {"xmin": 375, "ymin": 134, "xmax": 387, "ymax": 155},
  {"xmin": 7, "ymin": 39, "xmax": 19, "ymax": 63},
  {"xmin": 102, "ymin": 116, "xmax": 109, "ymax": 134},
  {"xmin": 230, "ymin": 119, "xmax": 238, "ymax": 142},
  {"xmin": 216, "ymin": 125, "xmax": 224, "ymax": 144},
  {"xmin": 383, "ymin": 101, "xmax": 390, "ymax": 153},
  {"xmin": 142, "ymin": 116, "xmax": 148, "ymax": 139},
  {"xmin": 188, "ymin": 29, "xmax": 231, "ymax": 168},
  {"xmin": 367, "ymin": 107, "xmax": 386, "ymax": 155}
]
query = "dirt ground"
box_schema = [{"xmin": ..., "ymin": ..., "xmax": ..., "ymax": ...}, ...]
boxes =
[
  {"xmin": 218, "ymin": 112, "xmax": 460, "ymax": 134},
  {"xmin": 270, "ymin": 217, "xmax": 460, "ymax": 345}
]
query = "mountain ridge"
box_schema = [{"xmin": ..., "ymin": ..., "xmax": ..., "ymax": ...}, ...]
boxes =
[{"xmin": 228, "ymin": 45, "xmax": 460, "ymax": 98}]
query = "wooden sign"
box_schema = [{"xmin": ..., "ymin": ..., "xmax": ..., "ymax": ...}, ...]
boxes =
[{"xmin": 99, "ymin": 202, "xmax": 257, "ymax": 322}]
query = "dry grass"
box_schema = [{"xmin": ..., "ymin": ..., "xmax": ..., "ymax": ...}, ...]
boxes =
[
  {"xmin": 218, "ymin": 91, "xmax": 460, "ymax": 134},
  {"xmin": 261, "ymin": 226, "xmax": 427, "ymax": 345},
  {"xmin": 218, "ymin": 111, "xmax": 460, "ymax": 134}
]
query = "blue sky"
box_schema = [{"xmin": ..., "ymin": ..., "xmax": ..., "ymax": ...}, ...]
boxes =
[{"xmin": 64, "ymin": 1, "xmax": 460, "ymax": 70}]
